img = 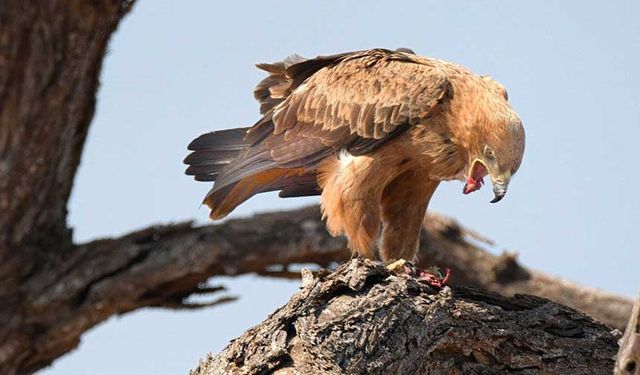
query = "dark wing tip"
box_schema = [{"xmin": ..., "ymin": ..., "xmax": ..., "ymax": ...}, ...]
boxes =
[
  {"xmin": 194, "ymin": 174, "xmax": 218, "ymax": 182},
  {"xmin": 187, "ymin": 128, "xmax": 251, "ymax": 151},
  {"xmin": 183, "ymin": 152, "xmax": 195, "ymax": 165},
  {"xmin": 255, "ymin": 61, "xmax": 286, "ymax": 74},
  {"xmin": 187, "ymin": 132, "xmax": 215, "ymax": 151},
  {"xmin": 183, "ymin": 150, "xmax": 239, "ymax": 166},
  {"xmin": 185, "ymin": 127, "xmax": 252, "ymax": 181}
]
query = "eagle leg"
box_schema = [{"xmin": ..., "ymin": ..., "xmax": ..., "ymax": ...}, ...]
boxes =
[{"xmin": 386, "ymin": 259, "xmax": 450, "ymax": 288}]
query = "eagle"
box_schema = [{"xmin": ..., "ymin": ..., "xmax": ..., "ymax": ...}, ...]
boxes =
[{"xmin": 185, "ymin": 48, "xmax": 525, "ymax": 267}]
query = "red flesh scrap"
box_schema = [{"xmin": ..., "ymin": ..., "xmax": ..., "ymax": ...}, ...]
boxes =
[{"xmin": 463, "ymin": 162, "xmax": 486, "ymax": 194}]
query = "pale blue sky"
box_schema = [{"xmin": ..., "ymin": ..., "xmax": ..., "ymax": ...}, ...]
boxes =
[{"xmin": 43, "ymin": 1, "xmax": 639, "ymax": 374}]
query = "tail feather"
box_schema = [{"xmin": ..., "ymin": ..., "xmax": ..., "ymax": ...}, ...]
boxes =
[
  {"xmin": 204, "ymin": 168, "xmax": 319, "ymax": 220},
  {"xmin": 187, "ymin": 128, "xmax": 251, "ymax": 151},
  {"xmin": 183, "ymin": 150, "xmax": 240, "ymax": 165},
  {"xmin": 194, "ymin": 173, "xmax": 218, "ymax": 182},
  {"xmin": 186, "ymin": 126, "xmax": 318, "ymax": 220},
  {"xmin": 185, "ymin": 163, "xmax": 226, "ymax": 176},
  {"xmin": 184, "ymin": 127, "xmax": 251, "ymax": 183},
  {"xmin": 185, "ymin": 51, "xmax": 359, "ymax": 219}
]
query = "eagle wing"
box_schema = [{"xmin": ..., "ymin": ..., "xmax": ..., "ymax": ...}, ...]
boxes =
[
  {"xmin": 214, "ymin": 49, "xmax": 453, "ymax": 188},
  {"xmin": 189, "ymin": 49, "xmax": 454, "ymax": 218}
]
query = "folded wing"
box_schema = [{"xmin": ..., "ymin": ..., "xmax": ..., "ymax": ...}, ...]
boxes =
[{"xmin": 186, "ymin": 48, "xmax": 453, "ymax": 219}]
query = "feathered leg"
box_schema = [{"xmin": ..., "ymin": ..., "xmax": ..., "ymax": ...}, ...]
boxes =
[
  {"xmin": 380, "ymin": 171, "xmax": 437, "ymax": 262},
  {"xmin": 380, "ymin": 171, "xmax": 449, "ymax": 287}
]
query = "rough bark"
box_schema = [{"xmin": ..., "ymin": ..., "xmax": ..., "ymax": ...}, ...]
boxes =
[
  {"xmin": 0, "ymin": 0, "xmax": 632, "ymax": 374},
  {"xmin": 0, "ymin": 203, "xmax": 633, "ymax": 374},
  {"xmin": 0, "ymin": 1, "xmax": 134, "ymax": 373},
  {"xmin": 192, "ymin": 259, "xmax": 620, "ymax": 375},
  {"xmin": 0, "ymin": 0, "xmax": 132, "ymax": 251}
]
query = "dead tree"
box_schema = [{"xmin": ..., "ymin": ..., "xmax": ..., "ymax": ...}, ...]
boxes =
[{"xmin": 0, "ymin": 1, "xmax": 633, "ymax": 374}]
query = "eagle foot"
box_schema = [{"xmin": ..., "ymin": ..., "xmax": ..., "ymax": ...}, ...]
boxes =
[{"xmin": 385, "ymin": 259, "xmax": 451, "ymax": 288}]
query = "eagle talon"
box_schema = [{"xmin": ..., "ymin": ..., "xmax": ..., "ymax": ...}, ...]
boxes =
[{"xmin": 385, "ymin": 259, "xmax": 415, "ymax": 274}]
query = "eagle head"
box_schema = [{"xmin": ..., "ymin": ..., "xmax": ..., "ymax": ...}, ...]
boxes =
[{"xmin": 463, "ymin": 116, "xmax": 525, "ymax": 203}]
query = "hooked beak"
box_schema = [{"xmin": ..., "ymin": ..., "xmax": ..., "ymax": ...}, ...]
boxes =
[
  {"xmin": 464, "ymin": 159, "xmax": 511, "ymax": 203},
  {"xmin": 489, "ymin": 173, "xmax": 511, "ymax": 203}
]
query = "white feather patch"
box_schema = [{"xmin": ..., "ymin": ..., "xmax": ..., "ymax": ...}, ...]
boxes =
[
  {"xmin": 294, "ymin": 83, "xmax": 308, "ymax": 94},
  {"xmin": 338, "ymin": 149, "xmax": 355, "ymax": 169}
]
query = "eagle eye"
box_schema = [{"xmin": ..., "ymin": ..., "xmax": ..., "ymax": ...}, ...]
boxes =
[{"xmin": 483, "ymin": 145, "xmax": 496, "ymax": 161}]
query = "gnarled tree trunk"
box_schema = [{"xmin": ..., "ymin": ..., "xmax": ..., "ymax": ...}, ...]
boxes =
[
  {"xmin": 193, "ymin": 259, "xmax": 620, "ymax": 375},
  {"xmin": 0, "ymin": 1, "xmax": 134, "ymax": 373}
]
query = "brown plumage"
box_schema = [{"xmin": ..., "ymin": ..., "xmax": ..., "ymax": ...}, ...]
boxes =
[{"xmin": 185, "ymin": 48, "xmax": 525, "ymax": 262}]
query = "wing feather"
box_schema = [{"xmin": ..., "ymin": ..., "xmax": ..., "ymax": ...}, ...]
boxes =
[
  {"xmin": 264, "ymin": 49, "xmax": 452, "ymax": 165},
  {"xmin": 209, "ymin": 48, "xmax": 453, "ymax": 200}
]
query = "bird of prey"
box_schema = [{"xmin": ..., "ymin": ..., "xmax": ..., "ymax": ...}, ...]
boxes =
[{"xmin": 185, "ymin": 48, "xmax": 525, "ymax": 268}]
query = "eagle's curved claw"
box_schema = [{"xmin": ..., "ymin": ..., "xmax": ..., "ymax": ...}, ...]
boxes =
[{"xmin": 385, "ymin": 258, "xmax": 413, "ymax": 274}]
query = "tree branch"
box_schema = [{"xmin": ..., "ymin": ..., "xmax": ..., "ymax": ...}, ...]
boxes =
[
  {"xmin": 72, "ymin": 206, "xmax": 634, "ymax": 330},
  {"xmin": 3, "ymin": 205, "xmax": 630, "ymax": 374},
  {"xmin": 191, "ymin": 259, "xmax": 620, "ymax": 374}
]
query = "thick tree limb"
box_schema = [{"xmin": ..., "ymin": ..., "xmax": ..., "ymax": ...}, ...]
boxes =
[
  {"xmin": 419, "ymin": 212, "xmax": 632, "ymax": 330},
  {"xmin": 0, "ymin": 1, "xmax": 134, "ymax": 373},
  {"xmin": 1, "ymin": 205, "xmax": 631, "ymax": 373},
  {"xmin": 9, "ymin": 207, "xmax": 634, "ymax": 373},
  {"xmin": 67, "ymin": 206, "xmax": 633, "ymax": 330},
  {"xmin": 192, "ymin": 259, "xmax": 620, "ymax": 374}
]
